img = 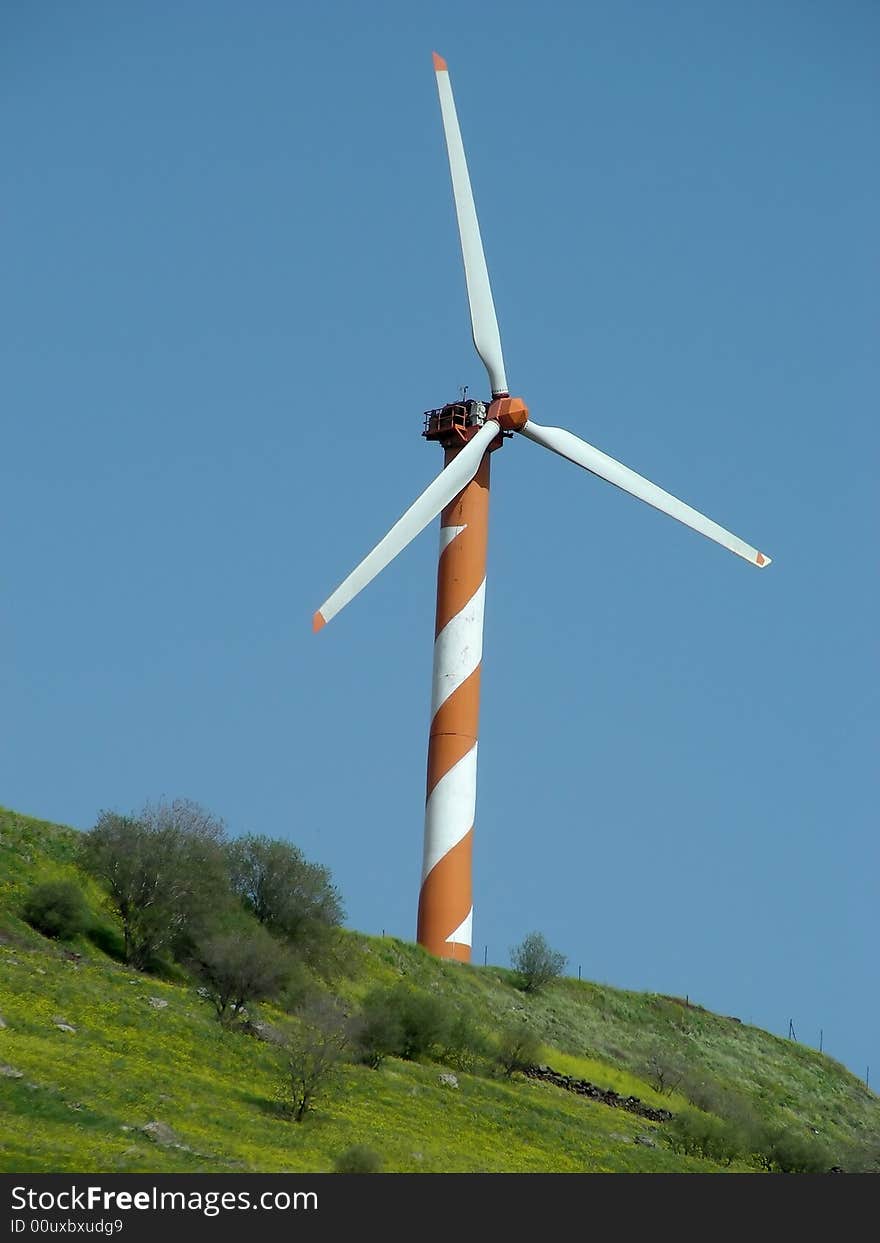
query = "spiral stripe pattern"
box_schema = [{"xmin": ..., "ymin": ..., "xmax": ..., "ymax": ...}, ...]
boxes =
[{"xmin": 417, "ymin": 450, "xmax": 491, "ymax": 960}]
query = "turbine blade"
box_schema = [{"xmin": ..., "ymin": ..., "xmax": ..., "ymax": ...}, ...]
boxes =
[
  {"xmin": 520, "ymin": 419, "xmax": 771, "ymax": 568},
  {"xmin": 314, "ymin": 420, "xmax": 501, "ymax": 630},
  {"xmin": 433, "ymin": 52, "xmax": 508, "ymax": 397}
]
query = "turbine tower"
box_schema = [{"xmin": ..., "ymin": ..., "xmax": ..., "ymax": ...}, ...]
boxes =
[{"xmin": 313, "ymin": 53, "xmax": 771, "ymax": 963}]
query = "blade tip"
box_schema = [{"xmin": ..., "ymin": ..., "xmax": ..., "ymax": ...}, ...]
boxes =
[
  {"xmin": 755, "ymin": 552, "xmax": 772, "ymax": 568},
  {"xmin": 432, "ymin": 51, "xmax": 448, "ymax": 71},
  {"xmin": 312, "ymin": 610, "xmax": 327, "ymax": 633}
]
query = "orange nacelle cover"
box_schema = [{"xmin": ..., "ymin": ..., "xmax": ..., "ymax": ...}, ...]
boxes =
[{"xmin": 490, "ymin": 396, "xmax": 529, "ymax": 432}]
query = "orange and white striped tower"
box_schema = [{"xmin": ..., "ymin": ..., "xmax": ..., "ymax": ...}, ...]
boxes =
[
  {"xmin": 416, "ymin": 399, "xmax": 526, "ymax": 961},
  {"xmin": 417, "ymin": 442, "xmax": 492, "ymax": 961}
]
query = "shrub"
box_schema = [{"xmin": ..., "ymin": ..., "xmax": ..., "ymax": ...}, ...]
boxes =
[
  {"xmin": 350, "ymin": 985, "xmax": 484, "ymax": 1067},
  {"xmin": 227, "ymin": 835, "xmax": 344, "ymax": 971},
  {"xmin": 510, "ymin": 932, "xmax": 567, "ymax": 993},
  {"xmin": 437, "ymin": 1008, "xmax": 488, "ymax": 1074},
  {"xmin": 495, "ymin": 1020, "xmax": 543, "ymax": 1077},
  {"xmin": 350, "ymin": 989, "xmax": 406, "ymax": 1069},
  {"xmin": 664, "ymin": 1108, "xmax": 751, "ymax": 1165},
  {"xmin": 193, "ymin": 922, "xmax": 290, "ymax": 1025},
  {"xmin": 382, "ymin": 986, "xmax": 450, "ymax": 1061},
  {"xmin": 21, "ymin": 880, "xmax": 89, "ymax": 940},
  {"xmin": 334, "ymin": 1145, "xmax": 383, "ymax": 1173},
  {"xmin": 87, "ymin": 921, "xmax": 127, "ymax": 960},
  {"xmin": 761, "ymin": 1127, "xmax": 832, "ymax": 1174}
]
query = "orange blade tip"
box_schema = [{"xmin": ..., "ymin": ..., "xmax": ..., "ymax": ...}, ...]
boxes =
[
  {"xmin": 755, "ymin": 552, "xmax": 771, "ymax": 568},
  {"xmin": 312, "ymin": 610, "xmax": 326, "ymax": 633},
  {"xmin": 432, "ymin": 51, "xmax": 447, "ymax": 72}
]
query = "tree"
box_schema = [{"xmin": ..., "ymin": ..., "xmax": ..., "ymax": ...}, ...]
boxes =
[
  {"xmin": 510, "ymin": 932, "xmax": 567, "ymax": 993},
  {"xmin": 644, "ymin": 1047, "xmax": 687, "ymax": 1097},
  {"xmin": 350, "ymin": 988, "xmax": 406, "ymax": 1069},
  {"xmin": 227, "ymin": 834, "xmax": 344, "ymax": 966},
  {"xmin": 22, "ymin": 880, "xmax": 89, "ymax": 941},
  {"xmin": 278, "ymin": 998, "xmax": 350, "ymax": 1121},
  {"xmin": 80, "ymin": 799, "xmax": 229, "ymax": 969},
  {"xmin": 495, "ymin": 1019, "xmax": 543, "ymax": 1077},
  {"xmin": 192, "ymin": 923, "xmax": 289, "ymax": 1025}
]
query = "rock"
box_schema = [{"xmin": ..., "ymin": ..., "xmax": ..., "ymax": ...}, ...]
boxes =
[
  {"xmin": 0, "ymin": 1013, "xmax": 6, "ymax": 1028},
  {"xmin": 0, "ymin": 1062, "xmax": 24, "ymax": 1079},
  {"xmin": 609, "ymin": 1133, "xmax": 630, "ymax": 1143},
  {"xmin": 140, "ymin": 1121, "xmax": 180, "ymax": 1146},
  {"xmin": 35, "ymin": 968, "xmax": 46, "ymax": 976},
  {"xmin": 147, "ymin": 997, "xmax": 168, "ymax": 1010},
  {"xmin": 54, "ymin": 1023, "xmax": 76, "ymax": 1034},
  {"xmin": 438, "ymin": 1073, "xmax": 459, "ymax": 1089},
  {"xmin": 634, "ymin": 1134, "xmax": 657, "ymax": 1147}
]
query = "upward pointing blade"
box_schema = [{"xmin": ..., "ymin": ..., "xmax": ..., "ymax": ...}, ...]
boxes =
[
  {"xmin": 433, "ymin": 52, "xmax": 508, "ymax": 397},
  {"xmin": 520, "ymin": 419, "xmax": 771, "ymax": 568},
  {"xmin": 314, "ymin": 419, "xmax": 501, "ymax": 630}
]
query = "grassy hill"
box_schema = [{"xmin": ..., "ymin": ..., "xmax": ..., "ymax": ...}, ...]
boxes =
[{"xmin": 1, "ymin": 805, "xmax": 877, "ymax": 1174}]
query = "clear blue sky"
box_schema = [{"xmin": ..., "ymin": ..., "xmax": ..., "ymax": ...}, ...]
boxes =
[{"xmin": 2, "ymin": 2, "xmax": 877, "ymax": 1082}]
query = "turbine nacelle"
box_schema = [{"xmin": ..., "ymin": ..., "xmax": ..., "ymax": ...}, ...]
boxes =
[
  {"xmin": 422, "ymin": 396, "xmax": 529, "ymax": 448},
  {"xmin": 488, "ymin": 395, "xmax": 530, "ymax": 433}
]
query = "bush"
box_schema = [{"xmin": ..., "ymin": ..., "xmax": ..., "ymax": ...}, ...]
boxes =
[
  {"xmin": 227, "ymin": 835, "xmax": 344, "ymax": 971},
  {"xmin": 87, "ymin": 921, "xmax": 127, "ymax": 960},
  {"xmin": 350, "ymin": 985, "xmax": 485, "ymax": 1068},
  {"xmin": 381, "ymin": 986, "xmax": 450, "ymax": 1061},
  {"xmin": 350, "ymin": 989, "xmax": 406, "ymax": 1069},
  {"xmin": 761, "ymin": 1127, "xmax": 832, "ymax": 1174},
  {"xmin": 510, "ymin": 932, "xmax": 567, "ymax": 993},
  {"xmin": 21, "ymin": 880, "xmax": 89, "ymax": 940},
  {"xmin": 664, "ymin": 1108, "xmax": 751, "ymax": 1165},
  {"xmin": 334, "ymin": 1145, "xmax": 383, "ymax": 1173},
  {"xmin": 495, "ymin": 1020, "xmax": 543, "ymax": 1077},
  {"xmin": 193, "ymin": 922, "xmax": 290, "ymax": 1025},
  {"xmin": 666, "ymin": 1109, "xmax": 833, "ymax": 1172},
  {"xmin": 437, "ymin": 1009, "xmax": 488, "ymax": 1074}
]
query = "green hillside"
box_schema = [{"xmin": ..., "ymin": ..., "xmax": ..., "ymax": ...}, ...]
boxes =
[{"xmin": 1, "ymin": 805, "xmax": 877, "ymax": 1174}]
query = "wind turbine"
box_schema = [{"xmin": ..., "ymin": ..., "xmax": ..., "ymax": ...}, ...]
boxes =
[{"xmin": 314, "ymin": 52, "xmax": 771, "ymax": 963}]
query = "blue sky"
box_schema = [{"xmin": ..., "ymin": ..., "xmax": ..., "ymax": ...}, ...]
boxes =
[{"xmin": 2, "ymin": 2, "xmax": 877, "ymax": 1082}]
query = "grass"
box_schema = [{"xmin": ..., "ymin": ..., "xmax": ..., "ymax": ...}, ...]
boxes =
[{"xmin": 1, "ymin": 805, "xmax": 877, "ymax": 1173}]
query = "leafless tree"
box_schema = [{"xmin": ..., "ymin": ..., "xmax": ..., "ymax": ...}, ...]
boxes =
[{"xmin": 279, "ymin": 997, "xmax": 350, "ymax": 1121}]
